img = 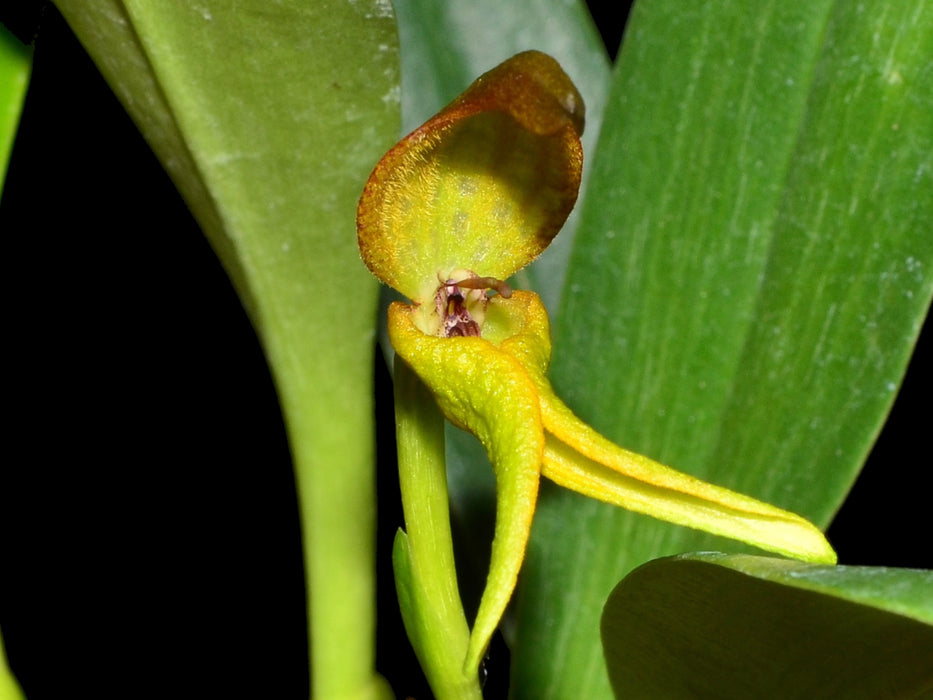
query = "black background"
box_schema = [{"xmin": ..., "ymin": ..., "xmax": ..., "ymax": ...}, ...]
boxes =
[{"xmin": 2, "ymin": 4, "xmax": 929, "ymax": 698}]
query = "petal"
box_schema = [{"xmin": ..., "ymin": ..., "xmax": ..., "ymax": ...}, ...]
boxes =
[
  {"xmin": 358, "ymin": 51, "xmax": 584, "ymax": 302},
  {"xmin": 388, "ymin": 301, "xmax": 546, "ymax": 672},
  {"xmin": 487, "ymin": 292, "xmax": 836, "ymax": 564},
  {"xmin": 537, "ymin": 388, "xmax": 837, "ymax": 564}
]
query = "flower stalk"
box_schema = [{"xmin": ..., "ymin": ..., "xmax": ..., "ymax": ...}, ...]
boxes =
[{"xmin": 391, "ymin": 358, "xmax": 483, "ymax": 699}]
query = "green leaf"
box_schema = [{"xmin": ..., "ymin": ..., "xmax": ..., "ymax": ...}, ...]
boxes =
[
  {"xmin": 0, "ymin": 23, "xmax": 32, "ymax": 192},
  {"xmin": 512, "ymin": 1, "xmax": 933, "ymax": 697},
  {"xmin": 51, "ymin": 3, "xmax": 399, "ymax": 698},
  {"xmin": 601, "ymin": 554, "xmax": 933, "ymax": 698}
]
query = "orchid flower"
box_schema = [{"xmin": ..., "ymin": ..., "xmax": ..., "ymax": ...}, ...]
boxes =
[{"xmin": 357, "ymin": 51, "xmax": 836, "ymax": 680}]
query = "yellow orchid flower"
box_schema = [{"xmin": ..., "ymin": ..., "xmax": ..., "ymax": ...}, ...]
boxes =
[{"xmin": 358, "ymin": 51, "xmax": 836, "ymax": 678}]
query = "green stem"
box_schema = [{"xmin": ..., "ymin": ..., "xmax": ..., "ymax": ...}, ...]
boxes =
[
  {"xmin": 274, "ymin": 330, "xmax": 390, "ymax": 700},
  {"xmin": 392, "ymin": 357, "xmax": 483, "ymax": 700}
]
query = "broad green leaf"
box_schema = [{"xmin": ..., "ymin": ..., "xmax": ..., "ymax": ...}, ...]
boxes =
[
  {"xmin": 512, "ymin": 2, "xmax": 933, "ymax": 697},
  {"xmin": 601, "ymin": 554, "xmax": 933, "ymax": 698},
  {"xmin": 0, "ymin": 23, "xmax": 32, "ymax": 192},
  {"xmin": 51, "ymin": 3, "xmax": 399, "ymax": 698}
]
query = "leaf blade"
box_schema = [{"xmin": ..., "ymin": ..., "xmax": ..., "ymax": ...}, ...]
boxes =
[
  {"xmin": 601, "ymin": 554, "xmax": 933, "ymax": 698},
  {"xmin": 53, "ymin": 2, "xmax": 400, "ymax": 697},
  {"xmin": 512, "ymin": 2, "xmax": 933, "ymax": 697}
]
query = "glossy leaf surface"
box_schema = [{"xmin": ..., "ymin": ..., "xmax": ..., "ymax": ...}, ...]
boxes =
[
  {"xmin": 512, "ymin": 2, "xmax": 933, "ymax": 697},
  {"xmin": 601, "ymin": 554, "xmax": 933, "ymax": 698},
  {"xmin": 51, "ymin": 2, "xmax": 399, "ymax": 698},
  {"xmin": 0, "ymin": 24, "xmax": 31, "ymax": 192}
]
